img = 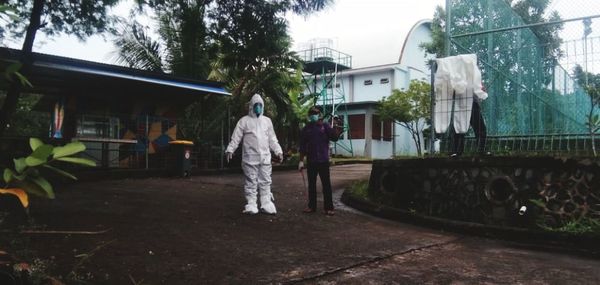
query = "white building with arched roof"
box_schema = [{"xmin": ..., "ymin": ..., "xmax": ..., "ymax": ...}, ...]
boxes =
[{"xmin": 300, "ymin": 20, "xmax": 434, "ymax": 158}]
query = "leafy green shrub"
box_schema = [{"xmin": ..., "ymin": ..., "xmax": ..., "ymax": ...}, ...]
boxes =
[
  {"xmin": 1, "ymin": 138, "xmax": 96, "ymax": 208},
  {"xmin": 555, "ymin": 218, "xmax": 600, "ymax": 234}
]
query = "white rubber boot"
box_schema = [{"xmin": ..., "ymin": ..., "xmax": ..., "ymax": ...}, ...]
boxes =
[
  {"xmin": 259, "ymin": 193, "xmax": 277, "ymax": 214},
  {"xmin": 243, "ymin": 195, "xmax": 258, "ymax": 214}
]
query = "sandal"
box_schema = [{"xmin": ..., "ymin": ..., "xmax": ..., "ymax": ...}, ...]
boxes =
[
  {"xmin": 303, "ymin": 208, "xmax": 315, "ymax": 213},
  {"xmin": 324, "ymin": 210, "xmax": 335, "ymax": 216}
]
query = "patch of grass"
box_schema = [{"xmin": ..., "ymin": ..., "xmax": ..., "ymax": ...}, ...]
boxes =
[
  {"xmin": 347, "ymin": 179, "xmax": 369, "ymax": 199},
  {"xmin": 331, "ymin": 156, "xmax": 372, "ymax": 162},
  {"xmin": 542, "ymin": 218, "xmax": 600, "ymax": 235},
  {"xmin": 530, "ymin": 199, "xmax": 600, "ymax": 234}
]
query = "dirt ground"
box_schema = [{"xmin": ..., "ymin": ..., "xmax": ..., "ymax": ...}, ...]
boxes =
[{"xmin": 4, "ymin": 164, "xmax": 600, "ymax": 284}]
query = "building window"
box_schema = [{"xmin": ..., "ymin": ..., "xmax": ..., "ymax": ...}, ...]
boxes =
[
  {"xmin": 364, "ymin": 80, "xmax": 372, "ymax": 86},
  {"xmin": 77, "ymin": 115, "xmax": 120, "ymax": 139},
  {"xmin": 383, "ymin": 120, "xmax": 392, "ymax": 141},
  {"xmin": 380, "ymin": 78, "xmax": 389, "ymax": 84},
  {"xmin": 328, "ymin": 82, "xmax": 340, "ymax": 89},
  {"xmin": 348, "ymin": 114, "xmax": 365, "ymax": 139},
  {"xmin": 372, "ymin": 115, "xmax": 381, "ymax": 140}
]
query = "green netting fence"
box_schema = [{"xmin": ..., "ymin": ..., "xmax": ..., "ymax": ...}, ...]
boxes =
[{"xmin": 440, "ymin": 0, "xmax": 600, "ymax": 155}]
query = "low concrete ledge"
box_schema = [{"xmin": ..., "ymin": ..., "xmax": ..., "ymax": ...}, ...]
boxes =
[{"xmin": 341, "ymin": 190, "xmax": 600, "ymax": 258}]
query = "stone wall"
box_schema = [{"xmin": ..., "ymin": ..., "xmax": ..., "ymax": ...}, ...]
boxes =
[{"xmin": 368, "ymin": 157, "xmax": 600, "ymax": 228}]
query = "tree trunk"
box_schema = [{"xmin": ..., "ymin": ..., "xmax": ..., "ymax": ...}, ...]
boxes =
[
  {"xmin": 414, "ymin": 122, "xmax": 422, "ymax": 157},
  {"xmin": 402, "ymin": 122, "xmax": 421, "ymax": 157},
  {"xmin": 0, "ymin": 0, "xmax": 44, "ymax": 137}
]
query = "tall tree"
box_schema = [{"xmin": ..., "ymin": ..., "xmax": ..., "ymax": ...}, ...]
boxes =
[
  {"xmin": 208, "ymin": 0, "xmax": 331, "ymax": 148},
  {"xmin": 116, "ymin": 0, "xmax": 332, "ymax": 147},
  {"xmin": 119, "ymin": 0, "xmax": 215, "ymax": 79},
  {"xmin": 510, "ymin": 0, "xmax": 563, "ymax": 65},
  {"xmin": 115, "ymin": 1, "xmax": 224, "ymax": 145},
  {"xmin": 0, "ymin": 0, "xmax": 120, "ymax": 137},
  {"xmin": 208, "ymin": 0, "xmax": 302, "ymax": 110},
  {"xmin": 422, "ymin": 0, "xmax": 562, "ymax": 59},
  {"xmin": 378, "ymin": 80, "xmax": 431, "ymax": 157}
]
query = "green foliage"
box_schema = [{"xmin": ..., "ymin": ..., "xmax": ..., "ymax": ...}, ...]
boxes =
[
  {"xmin": 0, "ymin": 93, "xmax": 49, "ymax": 137},
  {"xmin": 421, "ymin": 0, "xmax": 567, "ymax": 140},
  {"xmin": 1, "ymin": 138, "xmax": 96, "ymax": 207},
  {"xmin": 114, "ymin": 1, "xmax": 215, "ymax": 78},
  {"xmin": 289, "ymin": 70, "xmax": 313, "ymax": 125},
  {"xmin": 348, "ymin": 179, "xmax": 370, "ymax": 199},
  {"xmin": 422, "ymin": 0, "xmax": 562, "ymax": 60},
  {"xmin": 510, "ymin": 0, "xmax": 564, "ymax": 63},
  {"xmin": 207, "ymin": 0, "xmax": 306, "ymax": 120},
  {"xmin": 0, "ymin": 0, "xmax": 120, "ymax": 137},
  {"xmin": 540, "ymin": 217, "xmax": 600, "ymax": 235},
  {"xmin": 2, "ymin": 0, "xmax": 120, "ymax": 40},
  {"xmin": 379, "ymin": 80, "xmax": 431, "ymax": 123},
  {"xmin": 378, "ymin": 80, "xmax": 431, "ymax": 156},
  {"xmin": 118, "ymin": 1, "xmax": 332, "ymax": 147},
  {"xmin": 2, "ymin": 63, "xmax": 33, "ymax": 87},
  {"xmin": 0, "ymin": 4, "xmax": 17, "ymax": 41},
  {"xmin": 552, "ymin": 218, "xmax": 600, "ymax": 235},
  {"xmin": 419, "ymin": 5, "xmax": 446, "ymax": 58},
  {"xmin": 528, "ymin": 198, "xmax": 545, "ymax": 208},
  {"xmin": 113, "ymin": 22, "xmax": 164, "ymax": 72},
  {"xmin": 574, "ymin": 66, "xmax": 600, "ymax": 155}
]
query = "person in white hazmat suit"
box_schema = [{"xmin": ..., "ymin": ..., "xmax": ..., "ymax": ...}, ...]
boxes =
[{"xmin": 225, "ymin": 94, "xmax": 283, "ymax": 215}]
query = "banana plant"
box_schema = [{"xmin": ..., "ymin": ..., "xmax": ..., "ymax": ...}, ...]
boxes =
[{"xmin": 1, "ymin": 138, "xmax": 96, "ymax": 208}]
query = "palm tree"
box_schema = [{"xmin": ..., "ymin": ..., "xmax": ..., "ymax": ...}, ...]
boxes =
[
  {"xmin": 113, "ymin": 0, "xmax": 332, "ymax": 147},
  {"xmin": 113, "ymin": 22, "xmax": 164, "ymax": 72}
]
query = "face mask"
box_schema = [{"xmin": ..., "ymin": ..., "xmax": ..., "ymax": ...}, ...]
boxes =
[
  {"xmin": 308, "ymin": 114, "xmax": 319, "ymax": 122},
  {"xmin": 253, "ymin": 103, "xmax": 263, "ymax": 116}
]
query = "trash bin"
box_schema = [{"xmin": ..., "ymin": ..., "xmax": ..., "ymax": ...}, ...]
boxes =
[{"xmin": 168, "ymin": 140, "xmax": 194, "ymax": 177}]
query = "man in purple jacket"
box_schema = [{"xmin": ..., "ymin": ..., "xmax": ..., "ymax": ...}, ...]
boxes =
[{"xmin": 298, "ymin": 107, "xmax": 342, "ymax": 216}]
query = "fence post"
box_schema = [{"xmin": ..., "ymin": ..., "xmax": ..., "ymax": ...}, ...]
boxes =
[
  {"xmin": 445, "ymin": 0, "xmax": 452, "ymax": 56},
  {"xmin": 430, "ymin": 60, "xmax": 437, "ymax": 155}
]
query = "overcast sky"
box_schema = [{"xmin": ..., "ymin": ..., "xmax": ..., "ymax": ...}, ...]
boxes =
[
  {"xmin": 5, "ymin": 0, "xmax": 445, "ymax": 69},
  {"xmin": 4, "ymin": 0, "xmax": 600, "ymax": 69}
]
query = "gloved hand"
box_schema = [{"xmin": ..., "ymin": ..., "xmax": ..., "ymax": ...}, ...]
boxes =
[
  {"xmin": 276, "ymin": 153, "xmax": 283, "ymax": 163},
  {"xmin": 225, "ymin": 152, "xmax": 233, "ymax": 163},
  {"xmin": 298, "ymin": 161, "xmax": 304, "ymax": 171}
]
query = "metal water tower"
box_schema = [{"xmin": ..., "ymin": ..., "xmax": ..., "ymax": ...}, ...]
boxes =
[{"xmin": 296, "ymin": 38, "xmax": 354, "ymax": 156}]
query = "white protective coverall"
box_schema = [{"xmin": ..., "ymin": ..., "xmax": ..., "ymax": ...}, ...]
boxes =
[
  {"xmin": 434, "ymin": 54, "xmax": 488, "ymax": 134},
  {"xmin": 225, "ymin": 94, "xmax": 283, "ymax": 214}
]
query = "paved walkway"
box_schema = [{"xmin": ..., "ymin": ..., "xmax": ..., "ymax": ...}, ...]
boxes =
[{"xmin": 24, "ymin": 164, "xmax": 600, "ymax": 284}]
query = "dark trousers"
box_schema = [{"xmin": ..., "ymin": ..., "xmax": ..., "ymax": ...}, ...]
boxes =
[
  {"xmin": 453, "ymin": 100, "xmax": 487, "ymax": 155},
  {"xmin": 307, "ymin": 162, "xmax": 334, "ymax": 211}
]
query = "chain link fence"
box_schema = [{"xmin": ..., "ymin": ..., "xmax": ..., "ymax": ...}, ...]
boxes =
[{"xmin": 437, "ymin": 0, "xmax": 600, "ymax": 156}]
